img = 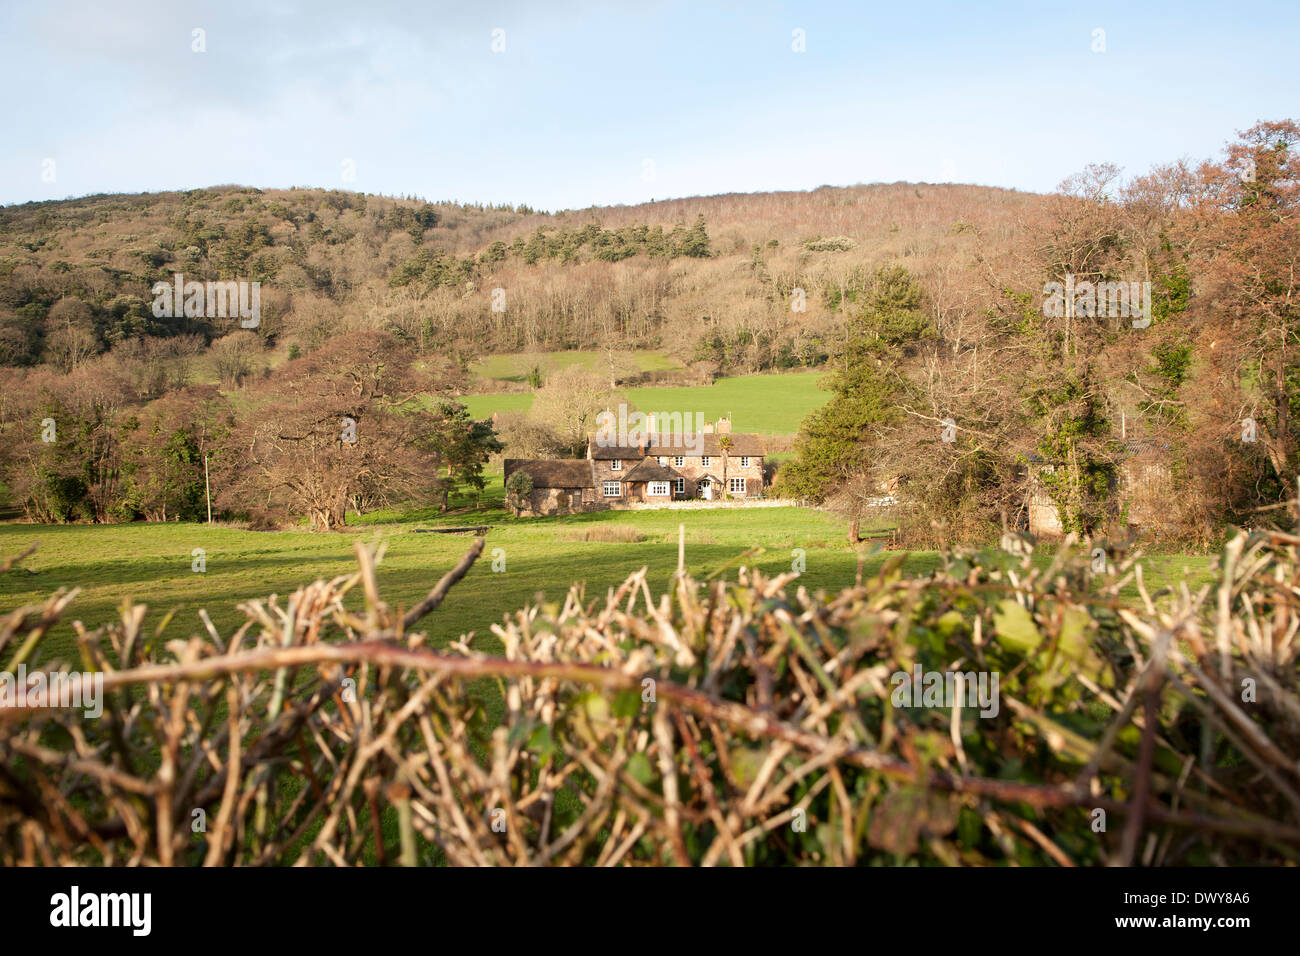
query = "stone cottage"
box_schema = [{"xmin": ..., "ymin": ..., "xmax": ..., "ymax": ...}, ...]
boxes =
[
  {"xmin": 1024, "ymin": 439, "xmax": 1174, "ymax": 538},
  {"xmin": 505, "ymin": 417, "xmax": 766, "ymax": 516}
]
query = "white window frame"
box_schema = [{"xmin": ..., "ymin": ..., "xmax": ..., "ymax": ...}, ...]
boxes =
[
  {"xmin": 701, "ymin": 456, "xmax": 711, "ymax": 467},
  {"xmin": 610, "ymin": 459, "xmax": 621, "ymax": 471},
  {"xmin": 657, "ymin": 457, "xmax": 668, "ymax": 466},
  {"xmin": 673, "ymin": 456, "xmax": 684, "ymax": 467},
  {"xmin": 603, "ymin": 481, "xmax": 622, "ymax": 497},
  {"xmin": 648, "ymin": 481, "xmax": 670, "ymax": 496},
  {"xmin": 674, "ymin": 477, "xmax": 685, "ymax": 494},
  {"xmin": 729, "ymin": 477, "xmax": 747, "ymax": 494},
  {"xmin": 740, "ymin": 456, "xmax": 750, "ymax": 468}
]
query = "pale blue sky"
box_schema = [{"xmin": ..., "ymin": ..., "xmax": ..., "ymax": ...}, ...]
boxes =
[{"xmin": 2, "ymin": 0, "xmax": 1296, "ymax": 209}]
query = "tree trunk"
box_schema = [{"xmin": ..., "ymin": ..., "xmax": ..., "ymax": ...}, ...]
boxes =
[{"xmin": 848, "ymin": 507, "xmax": 861, "ymax": 544}]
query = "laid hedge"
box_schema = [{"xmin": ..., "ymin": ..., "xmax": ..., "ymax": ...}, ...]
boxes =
[{"xmin": 1, "ymin": 531, "xmax": 1296, "ymax": 866}]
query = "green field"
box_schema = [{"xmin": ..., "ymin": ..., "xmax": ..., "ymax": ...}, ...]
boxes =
[
  {"xmin": 463, "ymin": 370, "xmax": 831, "ymax": 436},
  {"xmin": 0, "ymin": 503, "xmax": 876, "ymax": 665},
  {"xmin": 1, "ymin": 488, "xmax": 1219, "ymax": 671},
  {"xmin": 469, "ymin": 350, "xmax": 681, "ymax": 384},
  {"xmin": 460, "ymin": 391, "xmax": 535, "ymax": 418}
]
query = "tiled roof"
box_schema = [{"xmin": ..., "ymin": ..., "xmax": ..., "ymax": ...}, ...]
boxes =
[
  {"xmin": 623, "ymin": 459, "xmax": 682, "ymax": 482},
  {"xmin": 646, "ymin": 433, "xmax": 765, "ymax": 457},
  {"xmin": 504, "ymin": 459, "xmax": 594, "ymax": 489},
  {"xmin": 1122, "ymin": 439, "xmax": 1171, "ymax": 457},
  {"xmin": 588, "ymin": 434, "xmax": 764, "ymax": 458},
  {"xmin": 1027, "ymin": 438, "xmax": 1173, "ymax": 466},
  {"xmin": 588, "ymin": 443, "xmax": 644, "ymax": 460}
]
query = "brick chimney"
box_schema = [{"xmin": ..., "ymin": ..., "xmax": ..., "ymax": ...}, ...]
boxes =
[
  {"xmin": 702, "ymin": 421, "xmax": 714, "ymax": 434},
  {"xmin": 716, "ymin": 416, "xmax": 731, "ymax": 434}
]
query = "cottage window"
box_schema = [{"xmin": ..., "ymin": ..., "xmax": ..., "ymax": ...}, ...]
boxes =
[
  {"xmin": 673, "ymin": 456, "xmax": 684, "ymax": 467},
  {"xmin": 674, "ymin": 478, "xmax": 685, "ymax": 494},
  {"xmin": 701, "ymin": 456, "xmax": 711, "ymax": 467},
  {"xmin": 610, "ymin": 459, "xmax": 621, "ymax": 471},
  {"xmin": 740, "ymin": 457, "xmax": 750, "ymax": 468},
  {"xmin": 603, "ymin": 481, "xmax": 622, "ymax": 497},
  {"xmin": 657, "ymin": 457, "xmax": 668, "ymax": 466},
  {"xmin": 729, "ymin": 477, "xmax": 746, "ymax": 494},
  {"xmin": 649, "ymin": 481, "xmax": 670, "ymax": 496}
]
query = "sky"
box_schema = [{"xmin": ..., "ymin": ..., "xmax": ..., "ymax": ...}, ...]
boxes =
[{"xmin": 2, "ymin": 0, "xmax": 1297, "ymax": 210}]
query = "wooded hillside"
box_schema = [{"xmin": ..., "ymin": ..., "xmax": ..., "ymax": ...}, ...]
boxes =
[
  {"xmin": 2, "ymin": 119, "xmax": 1296, "ymax": 544},
  {"xmin": 0, "ymin": 180, "xmax": 1039, "ymax": 371}
]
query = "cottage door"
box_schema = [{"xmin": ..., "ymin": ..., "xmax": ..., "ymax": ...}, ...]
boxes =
[{"xmin": 699, "ymin": 479, "xmax": 712, "ymax": 501}]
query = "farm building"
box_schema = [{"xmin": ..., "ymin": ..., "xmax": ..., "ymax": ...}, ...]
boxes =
[
  {"xmin": 1024, "ymin": 440, "xmax": 1174, "ymax": 538},
  {"xmin": 505, "ymin": 417, "xmax": 766, "ymax": 516}
]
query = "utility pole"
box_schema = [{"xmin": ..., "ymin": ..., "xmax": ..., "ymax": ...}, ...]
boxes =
[{"xmin": 204, "ymin": 453, "xmax": 212, "ymax": 524}]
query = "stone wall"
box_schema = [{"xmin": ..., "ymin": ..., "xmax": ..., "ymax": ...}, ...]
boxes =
[{"xmin": 515, "ymin": 487, "xmax": 594, "ymax": 517}]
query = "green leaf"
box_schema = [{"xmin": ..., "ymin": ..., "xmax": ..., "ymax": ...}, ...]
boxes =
[
  {"xmin": 1059, "ymin": 606, "xmax": 1090, "ymax": 658},
  {"xmin": 625, "ymin": 752, "xmax": 654, "ymax": 786},
  {"xmin": 582, "ymin": 692, "xmax": 610, "ymax": 723},
  {"xmin": 729, "ymin": 746, "xmax": 768, "ymax": 788},
  {"xmin": 993, "ymin": 599, "xmax": 1041, "ymax": 653},
  {"xmin": 527, "ymin": 724, "xmax": 555, "ymax": 763},
  {"xmin": 936, "ymin": 609, "xmax": 966, "ymax": 637},
  {"xmin": 612, "ymin": 688, "xmax": 641, "ymax": 719}
]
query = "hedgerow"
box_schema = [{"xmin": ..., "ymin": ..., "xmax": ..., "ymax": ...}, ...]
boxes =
[{"xmin": 1, "ymin": 531, "xmax": 1296, "ymax": 866}]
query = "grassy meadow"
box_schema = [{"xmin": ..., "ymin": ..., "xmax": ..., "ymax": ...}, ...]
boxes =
[
  {"xmin": 462, "ymin": 368, "xmax": 831, "ymax": 437},
  {"xmin": 1, "ymin": 500, "xmax": 872, "ymax": 664},
  {"xmin": 468, "ymin": 350, "xmax": 681, "ymax": 383},
  {"xmin": 1, "ymin": 479, "xmax": 1219, "ymax": 671},
  {"xmin": 0, "ymin": 354, "xmax": 1217, "ymax": 669}
]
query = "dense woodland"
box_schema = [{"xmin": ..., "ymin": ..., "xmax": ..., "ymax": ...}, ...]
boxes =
[
  {"xmin": 0, "ymin": 120, "xmax": 1295, "ymax": 542},
  {"xmin": 776, "ymin": 120, "xmax": 1300, "ymax": 547}
]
